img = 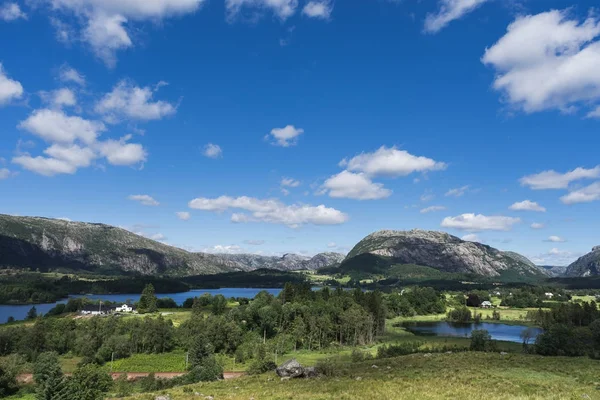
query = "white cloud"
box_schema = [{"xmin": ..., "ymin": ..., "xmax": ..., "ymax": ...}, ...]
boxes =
[
  {"xmin": 244, "ymin": 239, "xmax": 265, "ymax": 245},
  {"xmin": 482, "ymin": 9, "xmax": 600, "ymax": 115},
  {"xmin": 41, "ymin": 88, "xmax": 77, "ymax": 109},
  {"xmin": 12, "ymin": 155, "xmax": 79, "ymax": 176},
  {"xmin": 225, "ymin": 0, "xmax": 297, "ymax": 21},
  {"xmin": 267, "ymin": 125, "xmax": 304, "ymax": 147},
  {"xmin": 96, "ymin": 80, "xmax": 176, "ymax": 122},
  {"xmin": 19, "ymin": 109, "xmax": 105, "ymax": 144},
  {"xmin": 441, "ymin": 213, "xmax": 521, "ymax": 231},
  {"xmin": 202, "ymin": 244, "xmax": 244, "ymax": 254},
  {"xmin": 0, "ymin": 168, "xmax": 12, "ymax": 179},
  {"xmin": 531, "ymin": 222, "xmax": 545, "ymax": 229},
  {"xmin": 128, "ymin": 194, "xmax": 159, "ymax": 206},
  {"xmin": 546, "ymin": 236, "xmax": 566, "ymax": 243},
  {"xmin": 520, "ymin": 166, "xmax": 600, "ymax": 190},
  {"xmin": 59, "ymin": 65, "xmax": 86, "ymax": 86},
  {"xmin": 0, "ymin": 63, "xmax": 23, "ymax": 105},
  {"xmin": 281, "ymin": 188, "xmax": 290, "ymax": 196},
  {"xmin": 321, "ymin": 171, "xmax": 392, "ymax": 200},
  {"xmin": 588, "ymin": 105, "xmax": 600, "ymax": 118},
  {"xmin": 424, "ymin": 0, "xmax": 488, "ymax": 34},
  {"xmin": 560, "ymin": 181, "xmax": 600, "ymax": 204},
  {"xmin": 509, "ymin": 200, "xmax": 546, "ymax": 212},
  {"xmin": 327, "ymin": 242, "xmax": 336, "ymax": 248},
  {"xmin": 44, "ymin": 143, "xmax": 95, "ymax": 168},
  {"xmin": 176, "ymin": 211, "xmax": 191, "ymax": 221},
  {"xmin": 302, "ymin": 0, "xmax": 332, "ymax": 19},
  {"xmin": 96, "ymin": 135, "xmax": 147, "ymax": 166},
  {"xmin": 461, "ymin": 233, "xmax": 481, "ymax": 243},
  {"xmin": 281, "ymin": 177, "xmax": 300, "ymax": 187},
  {"xmin": 341, "ymin": 146, "xmax": 446, "ymax": 178},
  {"xmin": 445, "ymin": 185, "xmax": 470, "ymax": 197},
  {"xmin": 0, "ymin": 2, "xmax": 26, "ymax": 21},
  {"xmin": 531, "ymin": 248, "xmax": 581, "ymax": 266},
  {"xmin": 420, "ymin": 205, "xmax": 446, "ymax": 214},
  {"xmin": 47, "ymin": 0, "xmax": 205, "ymax": 66},
  {"xmin": 203, "ymin": 143, "xmax": 222, "ymax": 159},
  {"xmin": 420, "ymin": 193, "xmax": 435, "ymax": 202},
  {"xmin": 188, "ymin": 195, "xmax": 348, "ymax": 227}
]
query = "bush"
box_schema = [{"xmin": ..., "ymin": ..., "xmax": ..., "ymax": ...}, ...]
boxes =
[
  {"xmin": 447, "ymin": 307, "xmax": 472, "ymax": 322},
  {"xmin": 470, "ymin": 330, "xmax": 497, "ymax": 352},
  {"xmin": 377, "ymin": 342, "xmax": 423, "ymax": 359},
  {"xmin": 315, "ymin": 357, "xmax": 348, "ymax": 377},
  {"xmin": 246, "ymin": 358, "xmax": 277, "ymax": 375},
  {"xmin": 351, "ymin": 349, "xmax": 373, "ymax": 362},
  {"xmin": 182, "ymin": 356, "xmax": 223, "ymax": 382}
]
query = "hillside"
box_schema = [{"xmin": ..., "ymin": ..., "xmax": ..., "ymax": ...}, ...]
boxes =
[
  {"xmin": 566, "ymin": 246, "xmax": 600, "ymax": 277},
  {"xmin": 0, "ymin": 214, "xmax": 343, "ymax": 276},
  {"xmin": 342, "ymin": 229, "xmax": 547, "ymax": 279}
]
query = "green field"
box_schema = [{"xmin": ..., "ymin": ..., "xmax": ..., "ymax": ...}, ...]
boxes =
[{"xmin": 121, "ymin": 352, "xmax": 600, "ymax": 400}]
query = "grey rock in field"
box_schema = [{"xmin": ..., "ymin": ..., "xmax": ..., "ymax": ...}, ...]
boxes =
[
  {"xmin": 276, "ymin": 359, "xmax": 305, "ymax": 378},
  {"xmin": 276, "ymin": 359, "xmax": 318, "ymax": 378},
  {"xmin": 0, "ymin": 214, "xmax": 344, "ymax": 275},
  {"xmin": 343, "ymin": 229, "xmax": 547, "ymax": 278},
  {"xmin": 565, "ymin": 246, "xmax": 600, "ymax": 277},
  {"xmin": 155, "ymin": 396, "xmax": 170, "ymax": 400}
]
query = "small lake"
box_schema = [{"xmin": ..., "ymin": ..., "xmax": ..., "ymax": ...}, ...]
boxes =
[
  {"xmin": 0, "ymin": 288, "xmax": 283, "ymax": 323},
  {"xmin": 402, "ymin": 321, "xmax": 543, "ymax": 343}
]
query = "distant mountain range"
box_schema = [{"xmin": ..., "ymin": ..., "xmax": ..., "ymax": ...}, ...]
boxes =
[
  {"xmin": 0, "ymin": 214, "xmax": 344, "ymax": 276},
  {"xmin": 0, "ymin": 214, "xmax": 593, "ymax": 279}
]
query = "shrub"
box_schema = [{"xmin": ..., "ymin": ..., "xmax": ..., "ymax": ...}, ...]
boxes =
[
  {"xmin": 447, "ymin": 307, "xmax": 472, "ymax": 322},
  {"xmin": 351, "ymin": 349, "xmax": 373, "ymax": 363},
  {"xmin": 470, "ymin": 330, "xmax": 497, "ymax": 352},
  {"xmin": 377, "ymin": 342, "xmax": 423, "ymax": 359}
]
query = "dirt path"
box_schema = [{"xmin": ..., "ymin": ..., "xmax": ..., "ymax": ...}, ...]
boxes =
[{"xmin": 17, "ymin": 371, "xmax": 244, "ymax": 383}]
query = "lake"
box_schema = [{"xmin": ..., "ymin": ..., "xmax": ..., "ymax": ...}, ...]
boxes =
[
  {"xmin": 0, "ymin": 288, "xmax": 283, "ymax": 323},
  {"xmin": 401, "ymin": 321, "xmax": 543, "ymax": 343}
]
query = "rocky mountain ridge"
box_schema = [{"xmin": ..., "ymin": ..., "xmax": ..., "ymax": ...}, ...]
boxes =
[
  {"xmin": 566, "ymin": 246, "xmax": 600, "ymax": 277},
  {"xmin": 344, "ymin": 229, "xmax": 547, "ymax": 278},
  {"xmin": 0, "ymin": 214, "xmax": 343, "ymax": 276}
]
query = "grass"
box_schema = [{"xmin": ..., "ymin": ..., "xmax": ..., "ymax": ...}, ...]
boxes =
[
  {"xmin": 106, "ymin": 351, "xmax": 188, "ymax": 373},
  {"xmin": 121, "ymin": 352, "xmax": 600, "ymax": 400}
]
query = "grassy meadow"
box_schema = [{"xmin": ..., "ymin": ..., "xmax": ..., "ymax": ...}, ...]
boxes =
[{"xmin": 120, "ymin": 352, "xmax": 600, "ymax": 400}]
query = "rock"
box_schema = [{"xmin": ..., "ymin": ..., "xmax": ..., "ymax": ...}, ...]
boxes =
[
  {"xmin": 446, "ymin": 351, "xmax": 453, "ymax": 354},
  {"xmin": 276, "ymin": 359, "xmax": 304, "ymax": 378},
  {"xmin": 155, "ymin": 396, "xmax": 170, "ymax": 400},
  {"xmin": 304, "ymin": 367, "xmax": 318, "ymax": 377},
  {"xmin": 500, "ymin": 352, "xmax": 508, "ymax": 356},
  {"xmin": 205, "ymin": 397, "xmax": 214, "ymax": 400},
  {"xmin": 371, "ymin": 365, "xmax": 378, "ymax": 369},
  {"xmin": 423, "ymin": 353, "xmax": 432, "ymax": 357},
  {"xmin": 280, "ymin": 376, "xmax": 291, "ymax": 381},
  {"xmin": 355, "ymin": 377, "xmax": 362, "ymax": 381}
]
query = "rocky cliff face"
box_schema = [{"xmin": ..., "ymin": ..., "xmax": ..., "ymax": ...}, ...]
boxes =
[
  {"xmin": 0, "ymin": 214, "xmax": 344, "ymax": 276},
  {"xmin": 566, "ymin": 246, "xmax": 600, "ymax": 277},
  {"xmin": 344, "ymin": 229, "xmax": 546, "ymax": 278}
]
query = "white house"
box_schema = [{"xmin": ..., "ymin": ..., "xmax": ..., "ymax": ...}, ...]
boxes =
[
  {"xmin": 481, "ymin": 301, "xmax": 492, "ymax": 308},
  {"xmin": 113, "ymin": 304, "xmax": 136, "ymax": 313},
  {"xmin": 80, "ymin": 306, "xmax": 107, "ymax": 316},
  {"xmin": 545, "ymin": 292, "xmax": 554, "ymax": 299}
]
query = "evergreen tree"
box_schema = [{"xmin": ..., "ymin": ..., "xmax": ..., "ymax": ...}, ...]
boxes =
[
  {"xmin": 34, "ymin": 352, "xmax": 66, "ymax": 400},
  {"xmin": 26, "ymin": 306, "xmax": 38, "ymax": 320},
  {"xmin": 139, "ymin": 284, "xmax": 158, "ymax": 313}
]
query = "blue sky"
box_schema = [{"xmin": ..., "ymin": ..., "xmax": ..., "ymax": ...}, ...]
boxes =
[{"xmin": 0, "ymin": 0, "xmax": 599, "ymax": 265}]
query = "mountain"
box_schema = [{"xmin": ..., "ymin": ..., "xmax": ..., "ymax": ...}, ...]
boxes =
[
  {"xmin": 540, "ymin": 265, "xmax": 568, "ymax": 277},
  {"xmin": 342, "ymin": 229, "xmax": 547, "ymax": 279},
  {"xmin": 0, "ymin": 214, "xmax": 344, "ymax": 276},
  {"xmin": 565, "ymin": 246, "xmax": 600, "ymax": 277},
  {"xmin": 216, "ymin": 252, "xmax": 344, "ymax": 271}
]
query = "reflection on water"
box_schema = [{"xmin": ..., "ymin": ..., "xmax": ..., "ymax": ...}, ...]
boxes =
[{"xmin": 402, "ymin": 321, "xmax": 543, "ymax": 343}]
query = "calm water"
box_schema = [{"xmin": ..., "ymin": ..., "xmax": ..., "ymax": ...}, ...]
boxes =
[
  {"xmin": 0, "ymin": 288, "xmax": 282, "ymax": 323},
  {"xmin": 402, "ymin": 321, "xmax": 543, "ymax": 343}
]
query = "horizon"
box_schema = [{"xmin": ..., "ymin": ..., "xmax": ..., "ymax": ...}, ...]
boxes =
[{"xmin": 1, "ymin": 0, "xmax": 599, "ymax": 267}]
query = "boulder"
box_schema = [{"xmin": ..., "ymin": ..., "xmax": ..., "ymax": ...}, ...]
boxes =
[{"xmin": 275, "ymin": 359, "xmax": 317, "ymax": 378}]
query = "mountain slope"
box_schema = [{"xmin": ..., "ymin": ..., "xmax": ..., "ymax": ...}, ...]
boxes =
[
  {"xmin": 343, "ymin": 229, "xmax": 546, "ymax": 279},
  {"xmin": 566, "ymin": 246, "xmax": 600, "ymax": 277},
  {"xmin": 0, "ymin": 214, "xmax": 344, "ymax": 276}
]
